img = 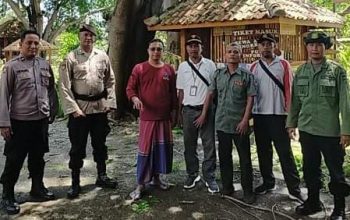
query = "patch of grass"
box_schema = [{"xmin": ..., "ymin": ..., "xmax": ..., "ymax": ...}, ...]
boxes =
[
  {"xmin": 131, "ymin": 196, "xmax": 160, "ymax": 215},
  {"xmin": 172, "ymin": 127, "xmax": 183, "ymax": 135},
  {"xmin": 172, "ymin": 161, "xmax": 185, "ymax": 172}
]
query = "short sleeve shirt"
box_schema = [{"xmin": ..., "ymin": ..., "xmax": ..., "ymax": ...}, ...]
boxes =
[
  {"xmin": 176, "ymin": 57, "xmax": 216, "ymax": 105},
  {"xmin": 210, "ymin": 66, "xmax": 256, "ymax": 134}
]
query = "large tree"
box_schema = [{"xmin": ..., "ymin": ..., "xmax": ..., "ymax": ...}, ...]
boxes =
[
  {"xmin": 0, "ymin": 0, "xmax": 115, "ymax": 42},
  {"xmin": 108, "ymin": 0, "xmax": 168, "ymax": 118}
]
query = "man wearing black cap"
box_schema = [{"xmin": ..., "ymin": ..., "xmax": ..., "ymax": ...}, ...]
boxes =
[
  {"xmin": 177, "ymin": 35, "xmax": 219, "ymax": 193},
  {"xmin": 250, "ymin": 33, "xmax": 304, "ymax": 201},
  {"xmin": 287, "ymin": 31, "xmax": 350, "ymax": 219},
  {"xmin": 59, "ymin": 23, "xmax": 117, "ymax": 199}
]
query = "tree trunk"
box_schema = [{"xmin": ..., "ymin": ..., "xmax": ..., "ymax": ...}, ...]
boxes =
[{"xmin": 109, "ymin": 0, "xmax": 164, "ymax": 119}]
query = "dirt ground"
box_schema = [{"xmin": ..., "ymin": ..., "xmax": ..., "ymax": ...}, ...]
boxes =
[{"xmin": 0, "ymin": 119, "xmax": 349, "ymax": 220}]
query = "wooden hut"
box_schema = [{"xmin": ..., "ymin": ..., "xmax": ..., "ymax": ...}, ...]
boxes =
[
  {"xmin": 2, "ymin": 39, "xmax": 57, "ymax": 64},
  {"xmin": 145, "ymin": 0, "xmax": 344, "ymax": 66}
]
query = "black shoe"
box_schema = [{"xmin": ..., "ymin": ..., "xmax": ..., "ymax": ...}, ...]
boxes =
[
  {"xmin": 183, "ymin": 175, "xmax": 201, "ymax": 189},
  {"xmin": 243, "ymin": 192, "xmax": 256, "ymax": 204},
  {"xmin": 205, "ymin": 180, "xmax": 220, "ymax": 193},
  {"xmin": 254, "ymin": 184, "xmax": 276, "ymax": 195},
  {"xmin": 30, "ymin": 187, "xmax": 55, "ymax": 201},
  {"xmin": 289, "ymin": 191, "xmax": 307, "ymax": 202},
  {"xmin": 221, "ymin": 187, "xmax": 235, "ymax": 197},
  {"xmin": 330, "ymin": 209, "xmax": 346, "ymax": 220},
  {"xmin": 1, "ymin": 198, "xmax": 20, "ymax": 215},
  {"xmin": 295, "ymin": 200, "xmax": 322, "ymax": 216},
  {"xmin": 95, "ymin": 174, "xmax": 118, "ymax": 188},
  {"xmin": 67, "ymin": 184, "xmax": 81, "ymax": 199}
]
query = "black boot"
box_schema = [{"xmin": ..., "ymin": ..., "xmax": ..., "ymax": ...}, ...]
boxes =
[
  {"xmin": 295, "ymin": 191, "xmax": 322, "ymax": 216},
  {"xmin": 330, "ymin": 196, "xmax": 346, "ymax": 220},
  {"xmin": 95, "ymin": 162, "xmax": 117, "ymax": 189},
  {"xmin": 67, "ymin": 170, "xmax": 81, "ymax": 199},
  {"xmin": 30, "ymin": 176, "xmax": 55, "ymax": 201},
  {"xmin": 1, "ymin": 184, "xmax": 20, "ymax": 215}
]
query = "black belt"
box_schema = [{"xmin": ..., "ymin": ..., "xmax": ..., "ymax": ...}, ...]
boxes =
[
  {"xmin": 72, "ymin": 88, "xmax": 107, "ymax": 101},
  {"xmin": 184, "ymin": 105, "xmax": 203, "ymax": 111}
]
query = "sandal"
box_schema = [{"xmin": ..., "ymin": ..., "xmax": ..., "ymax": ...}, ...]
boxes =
[
  {"xmin": 129, "ymin": 189, "xmax": 142, "ymax": 200},
  {"xmin": 150, "ymin": 180, "xmax": 170, "ymax": 190}
]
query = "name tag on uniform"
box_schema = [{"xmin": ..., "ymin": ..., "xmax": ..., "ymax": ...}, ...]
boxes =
[{"xmin": 190, "ymin": 85, "xmax": 197, "ymax": 96}]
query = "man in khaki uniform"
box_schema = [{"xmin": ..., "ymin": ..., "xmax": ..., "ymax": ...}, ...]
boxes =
[
  {"xmin": 287, "ymin": 31, "xmax": 350, "ymax": 219},
  {"xmin": 59, "ymin": 24, "xmax": 117, "ymax": 199},
  {"xmin": 0, "ymin": 30, "xmax": 58, "ymax": 215}
]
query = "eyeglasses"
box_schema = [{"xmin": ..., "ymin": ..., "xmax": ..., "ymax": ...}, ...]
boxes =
[{"xmin": 149, "ymin": 47, "xmax": 163, "ymax": 52}]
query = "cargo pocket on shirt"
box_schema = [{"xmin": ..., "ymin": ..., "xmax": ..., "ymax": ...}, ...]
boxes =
[
  {"xmin": 296, "ymin": 79, "xmax": 309, "ymax": 97},
  {"xmin": 40, "ymin": 70, "xmax": 51, "ymax": 87},
  {"xmin": 17, "ymin": 71, "xmax": 33, "ymax": 88},
  {"xmin": 319, "ymin": 79, "xmax": 336, "ymax": 97}
]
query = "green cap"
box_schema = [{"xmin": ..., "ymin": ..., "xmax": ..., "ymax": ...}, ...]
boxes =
[
  {"xmin": 79, "ymin": 23, "xmax": 96, "ymax": 36},
  {"xmin": 303, "ymin": 31, "xmax": 332, "ymax": 49}
]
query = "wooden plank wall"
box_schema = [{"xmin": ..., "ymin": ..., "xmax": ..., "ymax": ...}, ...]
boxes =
[{"xmin": 212, "ymin": 24, "xmax": 309, "ymax": 65}]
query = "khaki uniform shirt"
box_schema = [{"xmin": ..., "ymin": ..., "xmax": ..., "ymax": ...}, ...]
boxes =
[
  {"xmin": 209, "ymin": 66, "xmax": 256, "ymax": 134},
  {"xmin": 59, "ymin": 47, "xmax": 116, "ymax": 115},
  {"xmin": 287, "ymin": 58, "xmax": 350, "ymax": 137},
  {"xmin": 0, "ymin": 55, "xmax": 58, "ymax": 127}
]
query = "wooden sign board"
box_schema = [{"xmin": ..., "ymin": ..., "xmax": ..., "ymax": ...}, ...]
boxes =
[{"xmin": 213, "ymin": 24, "xmax": 280, "ymax": 63}]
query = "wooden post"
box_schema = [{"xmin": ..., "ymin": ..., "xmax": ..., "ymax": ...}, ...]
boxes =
[{"xmin": 180, "ymin": 30, "xmax": 186, "ymax": 61}]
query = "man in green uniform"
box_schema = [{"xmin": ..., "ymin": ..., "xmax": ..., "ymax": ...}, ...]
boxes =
[
  {"xmin": 196, "ymin": 42, "xmax": 256, "ymax": 203},
  {"xmin": 287, "ymin": 31, "xmax": 350, "ymax": 219}
]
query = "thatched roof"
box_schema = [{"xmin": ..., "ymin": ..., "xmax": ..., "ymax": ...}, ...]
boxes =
[
  {"xmin": 146, "ymin": 0, "xmax": 344, "ymax": 30},
  {"xmin": 2, "ymin": 39, "xmax": 58, "ymax": 52}
]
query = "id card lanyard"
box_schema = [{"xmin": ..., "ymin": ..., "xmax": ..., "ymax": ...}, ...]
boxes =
[{"xmin": 190, "ymin": 62, "xmax": 202, "ymax": 96}]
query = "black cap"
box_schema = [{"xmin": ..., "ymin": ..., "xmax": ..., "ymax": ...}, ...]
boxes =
[
  {"xmin": 186, "ymin": 35, "xmax": 202, "ymax": 45},
  {"xmin": 257, "ymin": 33, "xmax": 276, "ymax": 43},
  {"xmin": 79, "ymin": 24, "xmax": 96, "ymax": 36},
  {"xmin": 303, "ymin": 31, "xmax": 332, "ymax": 49}
]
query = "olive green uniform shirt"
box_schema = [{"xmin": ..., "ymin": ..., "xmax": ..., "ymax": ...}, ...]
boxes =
[
  {"xmin": 209, "ymin": 66, "xmax": 256, "ymax": 134},
  {"xmin": 59, "ymin": 47, "xmax": 116, "ymax": 115},
  {"xmin": 286, "ymin": 58, "xmax": 350, "ymax": 137}
]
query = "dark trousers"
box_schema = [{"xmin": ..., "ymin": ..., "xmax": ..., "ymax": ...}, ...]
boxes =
[
  {"xmin": 299, "ymin": 131, "xmax": 349, "ymax": 199},
  {"xmin": 217, "ymin": 131, "xmax": 253, "ymax": 193},
  {"xmin": 0, "ymin": 119, "xmax": 48, "ymax": 189},
  {"xmin": 68, "ymin": 113, "xmax": 110, "ymax": 171},
  {"xmin": 182, "ymin": 106, "xmax": 216, "ymax": 181},
  {"xmin": 253, "ymin": 115, "xmax": 300, "ymax": 194}
]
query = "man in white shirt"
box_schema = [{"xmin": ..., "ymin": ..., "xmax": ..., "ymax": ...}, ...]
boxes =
[{"xmin": 177, "ymin": 35, "xmax": 219, "ymax": 193}]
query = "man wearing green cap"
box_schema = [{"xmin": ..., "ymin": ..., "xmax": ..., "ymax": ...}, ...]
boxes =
[
  {"xmin": 287, "ymin": 31, "xmax": 350, "ymax": 219},
  {"xmin": 59, "ymin": 23, "xmax": 117, "ymax": 199}
]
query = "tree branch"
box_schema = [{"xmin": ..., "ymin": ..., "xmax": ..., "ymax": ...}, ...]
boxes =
[
  {"xmin": 43, "ymin": 2, "xmax": 61, "ymax": 40},
  {"xmin": 3, "ymin": 0, "xmax": 29, "ymax": 28},
  {"xmin": 46, "ymin": 6, "xmax": 111, "ymax": 42}
]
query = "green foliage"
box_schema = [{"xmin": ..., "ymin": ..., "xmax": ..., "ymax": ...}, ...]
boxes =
[
  {"xmin": 131, "ymin": 196, "xmax": 160, "ymax": 215},
  {"xmin": 56, "ymin": 32, "xmax": 79, "ymax": 62},
  {"xmin": 338, "ymin": 44, "xmax": 350, "ymax": 72}
]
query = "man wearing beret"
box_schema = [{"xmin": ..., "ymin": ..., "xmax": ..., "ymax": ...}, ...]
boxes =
[
  {"xmin": 177, "ymin": 35, "xmax": 219, "ymax": 193},
  {"xmin": 59, "ymin": 23, "xmax": 117, "ymax": 199},
  {"xmin": 250, "ymin": 33, "xmax": 304, "ymax": 201},
  {"xmin": 287, "ymin": 31, "xmax": 350, "ymax": 219}
]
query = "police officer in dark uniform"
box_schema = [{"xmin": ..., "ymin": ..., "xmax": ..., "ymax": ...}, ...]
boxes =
[
  {"xmin": 59, "ymin": 24, "xmax": 117, "ymax": 199},
  {"xmin": 0, "ymin": 30, "xmax": 58, "ymax": 215},
  {"xmin": 287, "ymin": 31, "xmax": 350, "ymax": 219}
]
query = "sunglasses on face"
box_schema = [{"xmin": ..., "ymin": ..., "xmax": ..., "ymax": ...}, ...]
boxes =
[{"xmin": 149, "ymin": 47, "xmax": 163, "ymax": 52}]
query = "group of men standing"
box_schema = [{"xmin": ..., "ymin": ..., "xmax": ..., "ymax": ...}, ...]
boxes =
[{"xmin": 0, "ymin": 23, "xmax": 349, "ymax": 220}]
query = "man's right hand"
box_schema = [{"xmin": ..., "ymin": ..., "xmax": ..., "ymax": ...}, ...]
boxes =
[
  {"xmin": 132, "ymin": 97, "xmax": 143, "ymax": 111},
  {"xmin": 0, "ymin": 127, "xmax": 12, "ymax": 141},
  {"xmin": 72, "ymin": 109, "xmax": 86, "ymax": 118},
  {"xmin": 287, "ymin": 127, "xmax": 298, "ymax": 140}
]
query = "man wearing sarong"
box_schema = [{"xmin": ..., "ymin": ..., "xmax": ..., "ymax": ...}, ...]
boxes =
[{"xmin": 126, "ymin": 39, "xmax": 177, "ymax": 200}]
